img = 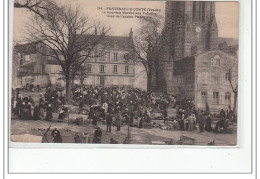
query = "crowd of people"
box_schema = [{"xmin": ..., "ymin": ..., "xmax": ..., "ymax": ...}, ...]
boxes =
[
  {"xmin": 12, "ymin": 85, "xmax": 66, "ymax": 121},
  {"xmin": 72, "ymin": 85, "xmax": 173, "ymax": 131},
  {"xmin": 11, "ymin": 84, "xmax": 235, "ymax": 143}
]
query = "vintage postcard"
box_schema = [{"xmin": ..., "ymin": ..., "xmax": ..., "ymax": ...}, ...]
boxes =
[{"xmin": 11, "ymin": 0, "xmax": 239, "ymax": 146}]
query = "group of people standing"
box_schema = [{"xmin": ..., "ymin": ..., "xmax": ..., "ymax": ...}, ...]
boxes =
[{"xmin": 12, "ymin": 86, "xmax": 66, "ymax": 121}]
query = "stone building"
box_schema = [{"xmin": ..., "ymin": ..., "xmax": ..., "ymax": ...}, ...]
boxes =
[
  {"xmin": 156, "ymin": 1, "xmax": 238, "ymax": 111},
  {"xmin": 13, "ymin": 29, "xmax": 135, "ymax": 88},
  {"xmin": 76, "ymin": 30, "xmax": 135, "ymax": 87},
  {"xmin": 14, "ymin": 41, "xmax": 50, "ymax": 88}
]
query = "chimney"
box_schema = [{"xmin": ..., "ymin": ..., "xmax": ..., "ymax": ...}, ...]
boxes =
[{"xmin": 129, "ymin": 28, "xmax": 133, "ymax": 39}]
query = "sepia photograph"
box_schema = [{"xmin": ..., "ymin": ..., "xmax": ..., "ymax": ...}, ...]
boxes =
[{"xmin": 10, "ymin": 0, "xmax": 239, "ymax": 146}]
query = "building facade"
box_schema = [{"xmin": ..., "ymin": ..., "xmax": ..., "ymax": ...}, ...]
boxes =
[
  {"xmin": 157, "ymin": 1, "xmax": 238, "ymax": 111},
  {"xmin": 75, "ymin": 32, "xmax": 135, "ymax": 87},
  {"xmin": 13, "ymin": 30, "xmax": 136, "ymax": 89}
]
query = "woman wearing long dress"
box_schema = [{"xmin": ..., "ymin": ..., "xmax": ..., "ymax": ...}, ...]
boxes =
[
  {"xmin": 205, "ymin": 114, "xmax": 212, "ymax": 132},
  {"xmin": 32, "ymin": 104, "xmax": 40, "ymax": 120},
  {"xmin": 45, "ymin": 104, "xmax": 53, "ymax": 121}
]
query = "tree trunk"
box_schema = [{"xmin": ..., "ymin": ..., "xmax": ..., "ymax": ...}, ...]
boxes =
[
  {"xmin": 65, "ymin": 78, "xmax": 72, "ymax": 104},
  {"xmin": 147, "ymin": 72, "xmax": 152, "ymax": 91},
  {"xmin": 233, "ymin": 91, "xmax": 238, "ymax": 114}
]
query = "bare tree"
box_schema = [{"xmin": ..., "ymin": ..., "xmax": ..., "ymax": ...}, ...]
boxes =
[
  {"xmin": 72, "ymin": 63, "xmax": 89, "ymax": 87},
  {"xmin": 26, "ymin": 3, "xmax": 109, "ymax": 103},
  {"xmin": 14, "ymin": 0, "xmax": 54, "ymax": 18},
  {"xmin": 227, "ymin": 57, "xmax": 238, "ymax": 114},
  {"xmin": 133, "ymin": 16, "xmax": 164, "ymax": 91}
]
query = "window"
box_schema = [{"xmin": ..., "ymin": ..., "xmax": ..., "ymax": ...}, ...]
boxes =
[
  {"xmin": 225, "ymin": 72, "xmax": 231, "ymax": 81},
  {"xmin": 113, "ymin": 65, "xmax": 117, "ymax": 73},
  {"xmin": 100, "ymin": 77, "xmax": 105, "ymax": 86},
  {"xmin": 211, "ymin": 55, "xmax": 221, "ymax": 66},
  {"xmin": 100, "ymin": 65, "xmax": 105, "ymax": 73},
  {"xmin": 201, "ymin": 92, "xmax": 207, "ymax": 97},
  {"xmin": 113, "ymin": 53, "xmax": 118, "ymax": 61},
  {"xmin": 125, "ymin": 66, "xmax": 129, "ymax": 74},
  {"xmin": 86, "ymin": 64, "xmax": 92, "ymax": 72},
  {"xmin": 225, "ymin": 92, "xmax": 231, "ymax": 103},
  {"xmin": 213, "ymin": 92, "xmax": 219, "ymax": 104},
  {"xmin": 20, "ymin": 54, "xmax": 24, "ymax": 65}
]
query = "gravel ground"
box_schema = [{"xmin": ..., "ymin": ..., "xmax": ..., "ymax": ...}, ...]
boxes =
[{"xmin": 11, "ymin": 117, "xmax": 237, "ymax": 145}]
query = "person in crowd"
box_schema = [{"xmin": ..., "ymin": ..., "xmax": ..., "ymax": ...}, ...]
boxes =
[
  {"xmin": 106, "ymin": 112, "xmax": 112, "ymax": 132},
  {"xmin": 197, "ymin": 111, "xmax": 206, "ymax": 133},
  {"xmin": 25, "ymin": 102, "xmax": 32, "ymax": 120},
  {"xmin": 58, "ymin": 107, "xmax": 66, "ymax": 120},
  {"xmin": 19, "ymin": 102, "xmax": 26, "ymax": 120},
  {"xmin": 163, "ymin": 108, "xmax": 168, "ymax": 123},
  {"xmin": 219, "ymin": 108, "xmax": 226, "ymax": 119},
  {"xmin": 179, "ymin": 114, "xmax": 185, "ymax": 131},
  {"xmin": 51, "ymin": 128, "xmax": 62, "ymax": 143},
  {"xmin": 45, "ymin": 104, "xmax": 53, "ymax": 121},
  {"xmin": 115, "ymin": 113, "xmax": 122, "ymax": 131},
  {"xmin": 205, "ymin": 114, "xmax": 213, "ymax": 132},
  {"xmin": 138, "ymin": 115, "xmax": 144, "ymax": 128},
  {"xmin": 32, "ymin": 104, "xmax": 40, "ymax": 120},
  {"xmin": 28, "ymin": 96, "xmax": 35, "ymax": 107},
  {"xmin": 78, "ymin": 96, "xmax": 84, "ymax": 112},
  {"xmin": 93, "ymin": 127, "xmax": 102, "ymax": 143}
]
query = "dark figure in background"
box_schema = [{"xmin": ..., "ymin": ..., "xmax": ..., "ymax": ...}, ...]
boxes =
[
  {"xmin": 92, "ymin": 110, "xmax": 98, "ymax": 128},
  {"xmin": 19, "ymin": 102, "xmax": 26, "ymax": 120},
  {"xmin": 93, "ymin": 127, "xmax": 102, "ymax": 143},
  {"xmin": 15, "ymin": 96, "xmax": 22, "ymax": 117},
  {"xmin": 32, "ymin": 104, "xmax": 40, "ymax": 120},
  {"xmin": 204, "ymin": 114, "xmax": 212, "ymax": 132},
  {"xmin": 45, "ymin": 104, "xmax": 53, "ymax": 121},
  {"xmin": 138, "ymin": 116, "xmax": 144, "ymax": 128},
  {"xmin": 58, "ymin": 107, "xmax": 66, "ymax": 120},
  {"xmin": 79, "ymin": 97, "xmax": 84, "ymax": 112},
  {"xmin": 106, "ymin": 113, "xmax": 112, "ymax": 132},
  {"xmin": 25, "ymin": 103, "xmax": 32, "ymax": 120},
  {"xmin": 219, "ymin": 109, "xmax": 226, "ymax": 119},
  {"xmin": 179, "ymin": 114, "xmax": 185, "ymax": 131},
  {"xmin": 163, "ymin": 108, "xmax": 168, "ymax": 123},
  {"xmin": 115, "ymin": 114, "xmax": 121, "ymax": 131},
  {"xmin": 51, "ymin": 128, "xmax": 62, "ymax": 143},
  {"xmin": 129, "ymin": 112, "xmax": 134, "ymax": 125},
  {"xmin": 197, "ymin": 112, "xmax": 206, "ymax": 133},
  {"xmin": 28, "ymin": 96, "xmax": 35, "ymax": 106},
  {"xmin": 215, "ymin": 117, "xmax": 228, "ymax": 133}
]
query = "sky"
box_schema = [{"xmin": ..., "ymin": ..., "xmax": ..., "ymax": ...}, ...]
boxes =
[{"xmin": 13, "ymin": 0, "xmax": 239, "ymax": 43}]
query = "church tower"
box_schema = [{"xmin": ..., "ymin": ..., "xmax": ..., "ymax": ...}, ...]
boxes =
[
  {"xmin": 163, "ymin": 1, "xmax": 218, "ymax": 61},
  {"xmin": 155, "ymin": 1, "xmax": 219, "ymax": 93}
]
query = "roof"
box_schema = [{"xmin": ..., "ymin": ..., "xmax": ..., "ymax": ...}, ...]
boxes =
[
  {"xmin": 17, "ymin": 68, "xmax": 34, "ymax": 77},
  {"xmin": 20, "ymin": 62, "xmax": 36, "ymax": 70},
  {"xmin": 15, "ymin": 41, "xmax": 42, "ymax": 54},
  {"xmin": 218, "ymin": 37, "xmax": 238, "ymax": 47},
  {"xmin": 46, "ymin": 59, "xmax": 60, "ymax": 65},
  {"xmin": 80, "ymin": 34, "xmax": 133, "ymax": 49}
]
